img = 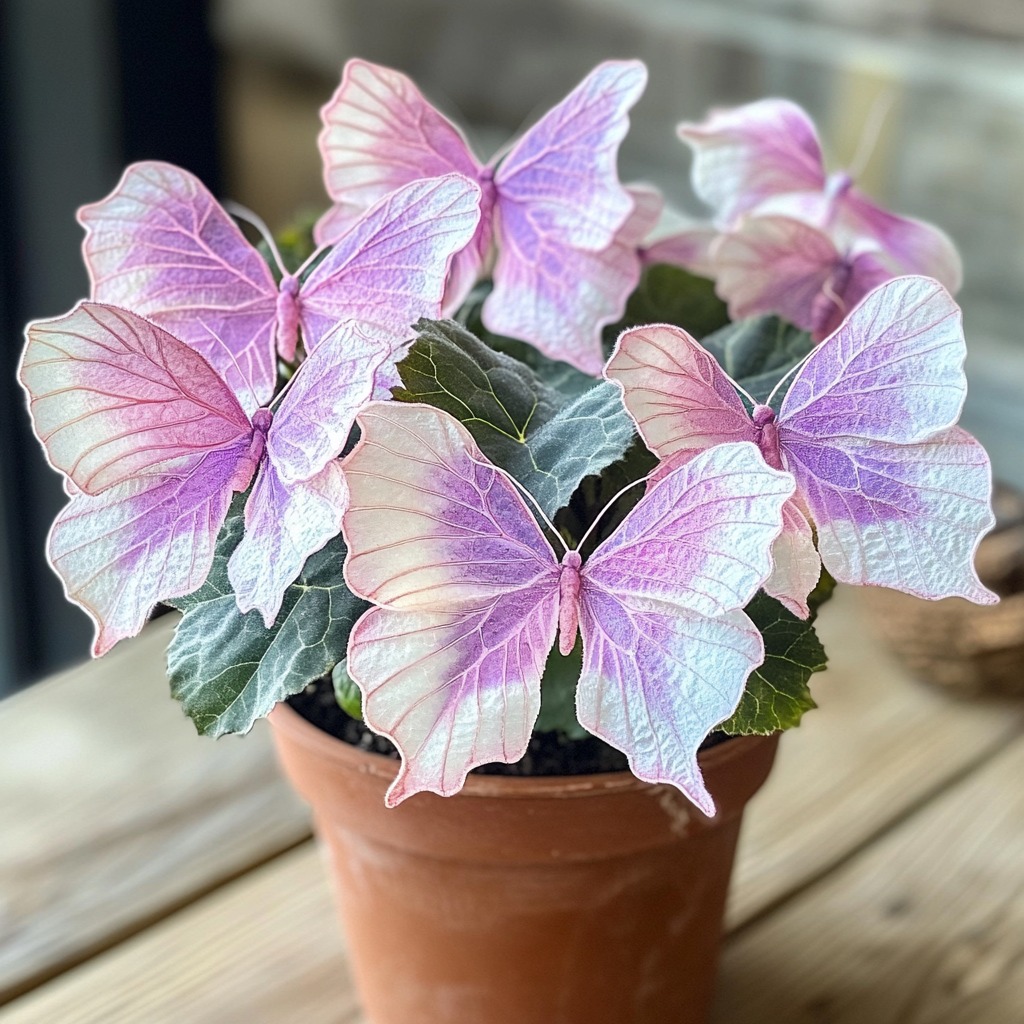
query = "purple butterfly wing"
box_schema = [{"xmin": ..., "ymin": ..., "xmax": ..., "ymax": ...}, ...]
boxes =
[
  {"xmin": 78, "ymin": 162, "xmax": 278, "ymax": 408},
  {"xmin": 678, "ymin": 99, "xmax": 826, "ymax": 227},
  {"xmin": 227, "ymin": 320, "xmax": 391, "ymax": 625},
  {"xmin": 577, "ymin": 442, "xmax": 794, "ymax": 814},
  {"xmin": 484, "ymin": 185, "xmax": 661, "ymax": 374},
  {"xmin": 49, "ymin": 446, "xmax": 251, "ymax": 656},
  {"xmin": 493, "ymin": 60, "xmax": 647, "ymax": 251},
  {"xmin": 227, "ymin": 460, "xmax": 350, "ymax": 628},
  {"xmin": 711, "ymin": 214, "xmax": 904, "ymax": 342},
  {"xmin": 788, "ymin": 428, "xmax": 995, "ymax": 602},
  {"xmin": 779, "ymin": 276, "xmax": 967, "ymax": 444},
  {"xmin": 712, "ymin": 215, "xmax": 840, "ymax": 333},
  {"xmin": 779, "ymin": 276, "xmax": 997, "ymax": 601},
  {"xmin": 315, "ymin": 59, "xmax": 490, "ymax": 309},
  {"xmin": 641, "ymin": 223, "xmax": 717, "ymax": 277},
  {"xmin": 341, "ymin": 403, "xmax": 560, "ymax": 805},
  {"xmin": 298, "ymin": 174, "xmax": 482, "ymax": 380},
  {"xmin": 19, "ymin": 303, "xmax": 254, "ymax": 495},
  {"xmin": 840, "ymin": 188, "xmax": 963, "ymax": 293}
]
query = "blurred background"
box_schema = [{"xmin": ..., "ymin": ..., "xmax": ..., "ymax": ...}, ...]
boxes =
[{"xmin": 2, "ymin": 0, "xmax": 1022, "ymax": 693}]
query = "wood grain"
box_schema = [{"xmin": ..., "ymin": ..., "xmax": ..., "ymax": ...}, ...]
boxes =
[
  {"xmin": 0, "ymin": 617, "xmax": 312, "ymax": 1002},
  {"xmin": 0, "ymin": 844, "xmax": 357, "ymax": 1024},
  {"xmin": 1, "ymin": 587, "xmax": 1020, "ymax": 1021},
  {"xmin": 729, "ymin": 586, "xmax": 1024, "ymax": 926},
  {"xmin": 714, "ymin": 737, "xmax": 1024, "ymax": 1023}
]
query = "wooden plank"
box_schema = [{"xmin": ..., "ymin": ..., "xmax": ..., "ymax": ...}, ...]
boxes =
[
  {"xmin": 0, "ymin": 617, "xmax": 312, "ymax": 1002},
  {"xmin": 2, "ymin": 587, "xmax": 1019, "ymax": 1021},
  {"xmin": 0, "ymin": 844, "xmax": 357, "ymax": 1024},
  {"xmin": 729, "ymin": 585, "xmax": 1024, "ymax": 925},
  {"xmin": 714, "ymin": 736, "xmax": 1024, "ymax": 1023}
]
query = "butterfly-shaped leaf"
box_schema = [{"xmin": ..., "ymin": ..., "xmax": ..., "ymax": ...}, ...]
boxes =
[
  {"xmin": 679, "ymin": 99, "xmax": 962, "ymax": 339},
  {"xmin": 606, "ymin": 275, "xmax": 997, "ymax": 618},
  {"xmin": 19, "ymin": 302, "xmax": 390, "ymax": 653},
  {"xmin": 317, "ymin": 59, "xmax": 647, "ymax": 373},
  {"xmin": 340, "ymin": 402, "xmax": 793, "ymax": 813},
  {"xmin": 79, "ymin": 164, "xmax": 481, "ymax": 405}
]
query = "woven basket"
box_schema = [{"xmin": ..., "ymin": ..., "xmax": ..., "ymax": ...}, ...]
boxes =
[{"xmin": 859, "ymin": 483, "xmax": 1024, "ymax": 699}]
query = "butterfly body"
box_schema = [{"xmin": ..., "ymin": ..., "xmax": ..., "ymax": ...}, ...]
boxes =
[{"xmin": 557, "ymin": 550, "xmax": 583, "ymax": 656}]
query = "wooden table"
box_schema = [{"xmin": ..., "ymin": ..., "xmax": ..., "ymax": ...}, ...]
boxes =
[{"xmin": 1, "ymin": 588, "xmax": 1022, "ymax": 1023}]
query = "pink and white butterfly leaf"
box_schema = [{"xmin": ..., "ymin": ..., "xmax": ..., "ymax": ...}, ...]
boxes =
[
  {"xmin": 607, "ymin": 276, "xmax": 998, "ymax": 610},
  {"xmin": 20, "ymin": 303, "xmax": 392, "ymax": 651},
  {"xmin": 341, "ymin": 401, "xmax": 794, "ymax": 812},
  {"xmin": 318, "ymin": 59, "xmax": 647, "ymax": 369},
  {"xmin": 678, "ymin": 99, "xmax": 825, "ymax": 228},
  {"xmin": 80, "ymin": 163, "xmax": 481, "ymax": 401},
  {"xmin": 20, "ymin": 303, "xmax": 264, "ymax": 653}
]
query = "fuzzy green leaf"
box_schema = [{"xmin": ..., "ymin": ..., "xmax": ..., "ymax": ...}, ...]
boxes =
[
  {"xmin": 167, "ymin": 511, "xmax": 367, "ymax": 737},
  {"xmin": 393, "ymin": 318, "xmax": 563, "ymax": 441},
  {"xmin": 721, "ymin": 591, "xmax": 827, "ymax": 735},
  {"xmin": 393, "ymin": 319, "xmax": 636, "ymax": 517}
]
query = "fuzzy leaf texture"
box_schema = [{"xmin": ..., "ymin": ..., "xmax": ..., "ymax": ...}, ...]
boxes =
[
  {"xmin": 393, "ymin": 319, "xmax": 636, "ymax": 517},
  {"xmin": 720, "ymin": 591, "xmax": 828, "ymax": 735},
  {"xmin": 167, "ymin": 508, "xmax": 367, "ymax": 736}
]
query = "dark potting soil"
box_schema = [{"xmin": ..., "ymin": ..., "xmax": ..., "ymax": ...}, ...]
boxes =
[{"xmin": 287, "ymin": 675, "xmax": 731, "ymax": 777}]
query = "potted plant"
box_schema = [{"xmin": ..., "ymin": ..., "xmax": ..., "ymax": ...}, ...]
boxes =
[{"xmin": 17, "ymin": 58, "xmax": 996, "ymax": 1024}]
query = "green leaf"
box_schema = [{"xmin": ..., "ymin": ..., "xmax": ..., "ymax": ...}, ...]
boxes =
[
  {"xmin": 702, "ymin": 316, "xmax": 814, "ymax": 404},
  {"xmin": 332, "ymin": 661, "xmax": 363, "ymax": 719},
  {"xmin": 166, "ymin": 511, "xmax": 367, "ymax": 737},
  {"xmin": 499, "ymin": 382, "xmax": 636, "ymax": 519},
  {"xmin": 535, "ymin": 639, "xmax": 589, "ymax": 740},
  {"xmin": 393, "ymin": 318, "xmax": 563, "ymax": 444},
  {"xmin": 393, "ymin": 319, "xmax": 636, "ymax": 518},
  {"xmin": 720, "ymin": 591, "xmax": 828, "ymax": 735},
  {"xmin": 602, "ymin": 264, "xmax": 730, "ymax": 352}
]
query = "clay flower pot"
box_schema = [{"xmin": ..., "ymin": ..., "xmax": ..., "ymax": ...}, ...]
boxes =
[{"xmin": 269, "ymin": 702, "xmax": 779, "ymax": 1024}]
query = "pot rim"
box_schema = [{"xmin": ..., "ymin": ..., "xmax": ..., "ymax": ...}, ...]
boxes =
[{"xmin": 268, "ymin": 699, "xmax": 777, "ymax": 801}]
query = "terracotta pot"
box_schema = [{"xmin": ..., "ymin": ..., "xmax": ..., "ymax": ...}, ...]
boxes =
[{"xmin": 269, "ymin": 703, "xmax": 779, "ymax": 1024}]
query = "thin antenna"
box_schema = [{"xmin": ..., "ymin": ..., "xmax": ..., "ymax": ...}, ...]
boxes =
[
  {"xmin": 503, "ymin": 469, "xmax": 569, "ymax": 555},
  {"xmin": 201, "ymin": 320, "xmax": 261, "ymax": 414},
  {"xmin": 765, "ymin": 346, "xmax": 816, "ymax": 408},
  {"xmin": 294, "ymin": 242, "xmax": 329, "ymax": 280},
  {"xmin": 732, "ymin": 377, "xmax": 759, "ymax": 409},
  {"xmin": 821, "ymin": 275, "xmax": 848, "ymax": 322},
  {"xmin": 847, "ymin": 89, "xmax": 896, "ymax": 182},
  {"xmin": 224, "ymin": 199, "xmax": 287, "ymax": 277},
  {"xmin": 268, "ymin": 360, "xmax": 303, "ymax": 412},
  {"xmin": 575, "ymin": 475, "xmax": 649, "ymax": 555}
]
